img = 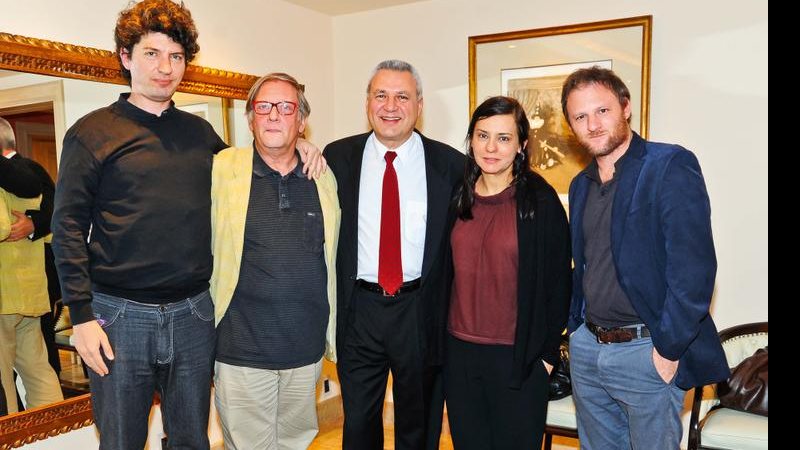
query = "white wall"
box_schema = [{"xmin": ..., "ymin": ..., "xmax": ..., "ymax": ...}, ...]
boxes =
[{"xmin": 332, "ymin": 0, "xmax": 768, "ymax": 330}]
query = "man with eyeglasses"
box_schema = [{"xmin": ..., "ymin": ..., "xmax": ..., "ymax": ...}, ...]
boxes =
[{"xmin": 210, "ymin": 72, "xmax": 340, "ymax": 449}]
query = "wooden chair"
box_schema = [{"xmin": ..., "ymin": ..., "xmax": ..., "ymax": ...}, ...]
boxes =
[{"xmin": 687, "ymin": 322, "xmax": 768, "ymax": 450}]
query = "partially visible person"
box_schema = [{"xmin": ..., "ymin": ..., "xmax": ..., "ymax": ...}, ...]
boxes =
[
  {"xmin": 0, "ymin": 118, "xmax": 61, "ymax": 376},
  {"xmin": 0, "ymin": 195, "xmax": 9, "ymax": 241},
  {"xmin": 563, "ymin": 66, "xmax": 729, "ymax": 449},
  {"xmin": 325, "ymin": 60, "xmax": 464, "ymax": 450},
  {"xmin": 211, "ymin": 72, "xmax": 340, "ymax": 450},
  {"xmin": 0, "ymin": 151, "xmax": 41, "ymax": 199},
  {"xmin": 443, "ymin": 96, "xmax": 571, "ymax": 449},
  {"xmin": 0, "ymin": 117, "xmax": 63, "ymax": 414}
]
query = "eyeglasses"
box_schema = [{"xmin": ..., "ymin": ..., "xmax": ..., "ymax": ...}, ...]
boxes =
[{"xmin": 252, "ymin": 101, "xmax": 298, "ymax": 116}]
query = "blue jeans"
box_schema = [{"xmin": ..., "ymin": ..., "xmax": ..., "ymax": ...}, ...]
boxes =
[
  {"xmin": 89, "ymin": 291, "xmax": 216, "ymax": 450},
  {"xmin": 570, "ymin": 323, "xmax": 686, "ymax": 450}
]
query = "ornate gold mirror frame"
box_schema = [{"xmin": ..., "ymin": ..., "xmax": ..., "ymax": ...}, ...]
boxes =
[
  {"xmin": 0, "ymin": 32, "xmax": 257, "ymax": 99},
  {"xmin": 0, "ymin": 32, "xmax": 258, "ymax": 448}
]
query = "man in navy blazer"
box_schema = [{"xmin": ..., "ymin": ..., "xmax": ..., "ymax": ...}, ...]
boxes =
[
  {"xmin": 563, "ymin": 67, "xmax": 729, "ymax": 449},
  {"xmin": 325, "ymin": 60, "xmax": 464, "ymax": 450}
]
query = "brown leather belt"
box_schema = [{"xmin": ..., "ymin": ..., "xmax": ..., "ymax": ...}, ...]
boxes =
[
  {"xmin": 586, "ymin": 321, "xmax": 650, "ymax": 344},
  {"xmin": 356, "ymin": 278, "xmax": 421, "ymax": 297}
]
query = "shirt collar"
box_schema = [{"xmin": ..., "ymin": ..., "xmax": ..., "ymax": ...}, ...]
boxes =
[
  {"xmin": 3, "ymin": 151, "xmax": 16, "ymax": 159},
  {"xmin": 584, "ymin": 140, "xmax": 633, "ymax": 185},
  {"xmin": 252, "ymin": 145, "xmax": 304, "ymax": 178},
  {"xmin": 116, "ymin": 93, "xmax": 177, "ymax": 120},
  {"xmin": 367, "ymin": 131, "xmax": 422, "ymax": 166}
]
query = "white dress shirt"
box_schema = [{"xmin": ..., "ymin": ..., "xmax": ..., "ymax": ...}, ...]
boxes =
[{"xmin": 357, "ymin": 132, "xmax": 427, "ymax": 282}]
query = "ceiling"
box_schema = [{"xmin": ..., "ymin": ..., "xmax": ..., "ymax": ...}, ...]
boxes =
[{"xmin": 283, "ymin": 0, "xmax": 427, "ymax": 15}]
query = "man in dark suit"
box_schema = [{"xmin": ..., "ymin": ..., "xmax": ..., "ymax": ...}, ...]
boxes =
[
  {"xmin": 563, "ymin": 67, "xmax": 729, "ymax": 449},
  {"xmin": 324, "ymin": 60, "xmax": 464, "ymax": 450}
]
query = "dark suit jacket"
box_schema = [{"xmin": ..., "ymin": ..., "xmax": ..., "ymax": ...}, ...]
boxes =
[
  {"xmin": 325, "ymin": 131, "xmax": 465, "ymax": 366},
  {"xmin": 568, "ymin": 133, "xmax": 729, "ymax": 389},
  {"xmin": 11, "ymin": 154, "xmax": 54, "ymax": 240},
  {"xmin": 0, "ymin": 155, "xmax": 42, "ymax": 199}
]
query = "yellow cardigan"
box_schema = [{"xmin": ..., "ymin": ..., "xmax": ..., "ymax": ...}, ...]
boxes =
[
  {"xmin": 210, "ymin": 146, "xmax": 341, "ymax": 363},
  {"xmin": 0, "ymin": 189, "xmax": 48, "ymax": 316},
  {"xmin": 0, "ymin": 194, "xmax": 9, "ymax": 241}
]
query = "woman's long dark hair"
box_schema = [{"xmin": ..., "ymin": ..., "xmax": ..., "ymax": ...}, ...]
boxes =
[{"xmin": 454, "ymin": 96, "xmax": 542, "ymax": 220}]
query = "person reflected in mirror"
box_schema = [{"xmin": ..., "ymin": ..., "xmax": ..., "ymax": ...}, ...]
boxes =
[
  {"xmin": 0, "ymin": 118, "xmax": 62, "ymax": 379},
  {"xmin": 442, "ymin": 96, "xmax": 571, "ymax": 449},
  {"xmin": 0, "ymin": 117, "xmax": 63, "ymax": 415},
  {"xmin": 210, "ymin": 73, "xmax": 341, "ymax": 450},
  {"xmin": 562, "ymin": 66, "xmax": 729, "ymax": 450},
  {"xmin": 324, "ymin": 60, "xmax": 465, "ymax": 450}
]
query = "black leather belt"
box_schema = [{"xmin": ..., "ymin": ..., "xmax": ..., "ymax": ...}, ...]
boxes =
[
  {"xmin": 586, "ymin": 321, "xmax": 650, "ymax": 344},
  {"xmin": 356, "ymin": 278, "xmax": 421, "ymax": 297}
]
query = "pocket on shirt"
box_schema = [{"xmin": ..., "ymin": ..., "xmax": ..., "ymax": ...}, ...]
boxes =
[
  {"xmin": 404, "ymin": 201, "xmax": 427, "ymax": 248},
  {"xmin": 304, "ymin": 211, "xmax": 325, "ymax": 253}
]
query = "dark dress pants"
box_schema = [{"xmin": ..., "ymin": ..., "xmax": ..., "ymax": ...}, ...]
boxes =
[
  {"xmin": 338, "ymin": 287, "xmax": 439, "ymax": 450},
  {"xmin": 443, "ymin": 335, "xmax": 550, "ymax": 450}
]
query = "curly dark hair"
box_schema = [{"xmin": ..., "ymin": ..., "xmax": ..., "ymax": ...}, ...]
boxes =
[{"xmin": 114, "ymin": 0, "xmax": 199, "ymax": 82}]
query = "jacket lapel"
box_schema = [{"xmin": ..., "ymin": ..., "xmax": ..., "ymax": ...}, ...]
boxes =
[
  {"xmin": 610, "ymin": 135, "xmax": 646, "ymax": 260},
  {"xmin": 343, "ymin": 135, "xmax": 368, "ymax": 278},
  {"xmin": 420, "ymin": 136, "xmax": 449, "ymax": 281},
  {"xmin": 231, "ymin": 146, "xmax": 254, "ymax": 266}
]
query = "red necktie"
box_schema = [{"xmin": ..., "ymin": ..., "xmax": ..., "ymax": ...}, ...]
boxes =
[{"xmin": 378, "ymin": 151, "xmax": 403, "ymax": 295}]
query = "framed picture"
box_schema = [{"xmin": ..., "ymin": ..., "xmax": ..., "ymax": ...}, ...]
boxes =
[
  {"xmin": 469, "ymin": 16, "xmax": 652, "ymax": 194},
  {"xmin": 176, "ymin": 102, "xmax": 209, "ymax": 120}
]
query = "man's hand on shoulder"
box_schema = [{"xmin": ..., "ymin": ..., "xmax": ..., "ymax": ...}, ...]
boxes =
[{"xmin": 298, "ymin": 138, "xmax": 327, "ymax": 180}]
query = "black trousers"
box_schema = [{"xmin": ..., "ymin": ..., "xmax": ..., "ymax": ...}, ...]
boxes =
[
  {"xmin": 443, "ymin": 335, "xmax": 549, "ymax": 450},
  {"xmin": 338, "ymin": 287, "xmax": 439, "ymax": 450}
]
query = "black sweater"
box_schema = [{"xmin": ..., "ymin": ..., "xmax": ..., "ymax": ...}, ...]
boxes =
[{"xmin": 52, "ymin": 94, "xmax": 226, "ymax": 324}]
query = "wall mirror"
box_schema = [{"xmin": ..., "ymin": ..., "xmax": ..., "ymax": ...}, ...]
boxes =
[
  {"xmin": 0, "ymin": 32, "xmax": 258, "ymax": 448},
  {"xmin": 469, "ymin": 16, "xmax": 652, "ymax": 194}
]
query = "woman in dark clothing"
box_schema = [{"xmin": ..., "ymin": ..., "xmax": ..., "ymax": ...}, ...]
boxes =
[{"xmin": 443, "ymin": 96, "xmax": 572, "ymax": 449}]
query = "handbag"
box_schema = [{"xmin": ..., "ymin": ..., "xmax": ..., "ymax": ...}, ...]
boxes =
[
  {"xmin": 548, "ymin": 335, "xmax": 571, "ymax": 400},
  {"xmin": 718, "ymin": 346, "xmax": 768, "ymax": 416}
]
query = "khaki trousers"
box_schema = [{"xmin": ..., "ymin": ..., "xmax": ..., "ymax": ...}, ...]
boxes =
[
  {"xmin": 0, "ymin": 314, "xmax": 63, "ymax": 413},
  {"xmin": 214, "ymin": 359, "xmax": 323, "ymax": 450}
]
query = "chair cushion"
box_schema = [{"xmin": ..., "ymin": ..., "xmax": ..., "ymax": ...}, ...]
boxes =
[
  {"xmin": 722, "ymin": 333, "xmax": 768, "ymax": 367},
  {"xmin": 546, "ymin": 395, "xmax": 577, "ymax": 429},
  {"xmin": 701, "ymin": 407, "xmax": 768, "ymax": 450}
]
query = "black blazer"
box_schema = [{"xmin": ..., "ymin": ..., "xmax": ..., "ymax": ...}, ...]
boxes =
[
  {"xmin": 0, "ymin": 154, "xmax": 42, "ymax": 199},
  {"xmin": 444, "ymin": 175, "xmax": 572, "ymax": 388},
  {"xmin": 11, "ymin": 154, "xmax": 55, "ymax": 240},
  {"xmin": 324, "ymin": 131, "xmax": 465, "ymax": 366}
]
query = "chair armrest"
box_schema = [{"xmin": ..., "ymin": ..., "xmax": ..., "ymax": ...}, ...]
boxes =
[{"xmin": 688, "ymin": 385, "xmax": 721, "ymax": 449}]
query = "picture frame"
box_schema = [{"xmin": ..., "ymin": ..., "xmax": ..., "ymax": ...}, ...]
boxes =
[{"xmin": 469, "ymin": 16, "xmax": 652, "ymax": 194}]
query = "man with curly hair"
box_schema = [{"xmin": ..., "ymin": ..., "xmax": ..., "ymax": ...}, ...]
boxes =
[{"xmin": 53, "ymin": 1, "xmax": 223, "ymax": 447}]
